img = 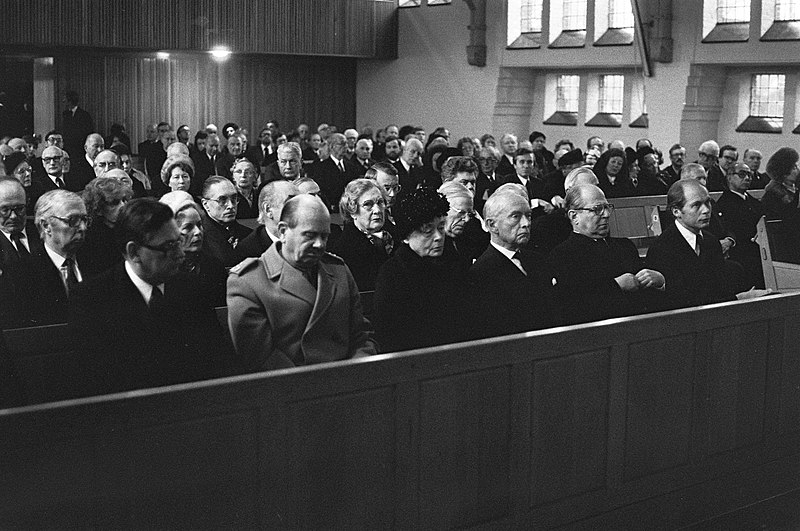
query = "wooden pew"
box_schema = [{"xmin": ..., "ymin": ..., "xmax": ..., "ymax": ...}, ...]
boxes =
[
  {"xmin": 1, "ymin": 293, "xmax": 799, "ymax": 529},
  {"xmin": 757, "ymin": 216, "xmax": 800, "ymax": 291}
]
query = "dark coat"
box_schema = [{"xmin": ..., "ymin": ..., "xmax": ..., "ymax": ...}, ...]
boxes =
[
  {"xmin": 77, "ymin": 221, "xmax": 122, "ymax": 279},
  {"xmin": 374, "ymin": 244, "xmax": 474, "ymax": 353},
  {"xmin": 761, "ymin": 179, "xmax": 799, "ymax": 221},
  {"xmin": 235, "ymin": 225, "xmax": 275, "ymax": 261},
  {"xmin": 0, "ymin": 227, "xmax": 39, "ymax": 278},
  {"xmin": 646, "ymin": 223, "xmax": 736, "ymax": 310},
  {"xmin": 391, "ymin": 160, "xmax": 424, "ymax": 192},
  {"xmin": 469, "ymin": 244, "xmax": 558, "ymax": 338},
  {"xmin": 235, "ymin": 189, "xmax": 259, "ymax": 219},
  {"xmin": 181, "ymin": 251, "xmax": 228, "ymax": 308},
  {"xmin": 69, "ymin": 263, "xmax": 231, "ymax": 396},
  {"xmin": 201, "ymin": 212, "xmax": 253, "ymax": 268},
  {"xmin": 716, "ymin": 190, "xmax": 765, "ymax": 289},
  {"xmin": 548, "ymin": 232, "xmax": 664, "ymax": 324},
  {"xmin": 0, "ymin": 244, "xmax": 71, "ymax": 327},
  {"xmin": 329, "ymin": 222, "xmax": 392, "ymax": 292},
  {"xmin": 314, "ymin": 157, "xmax": 360, "ymax": 211},
  {"xmin": 61, "ymin": 107, "xmax": 94, "ymax": 158}
]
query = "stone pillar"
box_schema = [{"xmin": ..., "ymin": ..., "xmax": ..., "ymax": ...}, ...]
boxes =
[
  {"xmin": 680, "ymin": 64, "xmax": 726, "ymax": 158},
  {"xmin": 491, "ymin": 67, "xmax": 536, "ymax": 138}
]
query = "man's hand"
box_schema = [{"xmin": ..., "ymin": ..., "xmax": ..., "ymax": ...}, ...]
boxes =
[
  {"xmin": 533, "ymin": 199, "xmax": 555, "ymax": 214},
  {"xmin": 615, "ymin": 273, "xmax": 640, "ymax": 292},
  {"xmin": 720, "ymin": 237, "xmax": 735, "ymax": 255},
  {"xmin": 736, "ymin": 287, "xmax": 773, "ymax": 300},
  {"xmin": 635, "ymin": 269, "xmax": 665, "ymax": 290},
  {"xmin": 550, "ymin": 196, "xmax": 565, "ymax": 209}
]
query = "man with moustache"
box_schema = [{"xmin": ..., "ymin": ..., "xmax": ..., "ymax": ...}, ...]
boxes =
[
  {"xmin": 469, "ymin": 191, "xmax": 557, "ymax": 338},
  {"xmin": 549, "ymin": 184, "xmax": 665, "ymax": 324},
  {"xmin": 227, "ymin": 194, "xmax": 376, "ymax": 372}
]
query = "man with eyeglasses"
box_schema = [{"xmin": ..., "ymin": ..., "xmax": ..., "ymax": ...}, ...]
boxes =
[
  {"xmin": 0, "ymin": 178, "xmax": 39, "ymax": 276},
  {"xmin": 200, "ymin": 176, "xmax": 252, "ymax": 267},
  {"xmin": 475, "ymin": 146, "xmax": 501, "ymax": 214},
  {"xmin": 1, "ymin": 189, "xmax": 88, "ymax": 327},
  {"xmin": 92, "ymin": 149, "xmax": 120, "ymax": 178},
  {"xmin": 696, "ymin": 140, "xmax": 726, "ymax": 192},
  {"xmin": 715, "ymin": 161, "xmax": 766, "ymax": 291},
  {"xmin": 69, "ymin": 198, "xmax": 231, "ymax": 396},
  {"xmin": 441, "ymin": 156, "xmax": 489, "ymax": 260},
  {"xmin": 549, "ymin": 184, "xmax": 665, "ymax": 325}
]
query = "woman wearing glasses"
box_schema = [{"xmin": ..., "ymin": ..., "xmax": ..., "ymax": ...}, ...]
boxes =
[
  {"xmin": 329, "ymin": 179, "xmax": 393, "ymax": 292},
  {"xmin": 78, "ymin": 176, "xmax": 133, "ymax": 277},
  {"xmin": 3, "ymin": 151, "xmax": 43, "ymax": 216}
]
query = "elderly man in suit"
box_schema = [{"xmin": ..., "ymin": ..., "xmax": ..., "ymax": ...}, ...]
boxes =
[
  {"xmin": 236, "ymin": 179, "xmax": 298, "ymax": 260},
  {"xmin": 227, "ymin": 194, "xmax": 376, "ymax": 372},
  {"xmin": 549, "ymin": 184, "xmax": 665, "ymax": 324},
  {"xmin": 61, "ymin": 91, "xmax": 94, "ymax": 159},
  {"xmin": 469, "ymin": 190, "xmax": 558, "ymax": 338},
  {"xmin": 69, "ymin": 198, "xmax": 230, "ymax": 396},
  {"xmin": 0, "ymin": 178, "xmax": 38, "ymax": 278},
  {"xmin": 200, "ymin": 176, "xmax": 252, "ymax": 267},
  {"xmin": 313, "ymin": 133, "xmax": 360, "ymax": 211},
  {"xmin": 261, "ymin": 142, "xmax": 303, "ymax": 185},
  {"xmin": 1, "ymin": 188, "xmax": 87, "ymax": 327},
  {"xmin": 647, "ymin": 180, "xmax": 770, "ymax": 310}
]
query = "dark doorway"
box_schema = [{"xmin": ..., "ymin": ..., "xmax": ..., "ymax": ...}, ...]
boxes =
[{"xmin": 0, "ymin": 59, "xmax": 34, "ymax": 138}]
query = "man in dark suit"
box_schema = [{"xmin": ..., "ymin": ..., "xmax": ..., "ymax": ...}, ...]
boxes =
[
  {"xmin": 313, "ymin": 133, "xmax": 360, "ymax": 211},
  {"xmin": 549, "ymin": 184, "xmax": 665, "ymax": 325},
  {"xmin": 475, "ymin": 146, "xmax": 501, "ymax": 215},
  {"xmin": 469, "ymin": 191, "xmax": 558, "ymax": 338},
  {"xmin": 200, "ymin": 176, "xmax": 252, "ymax": 267},
  {"xmin": 716, "ymin": 162, "xmax": 766, "ymax": 289},
  {"xmin": 67, "ymin": 133, "xmax": 104, "ymax": 192},
  {"xmin": 69, "ymin": 198, "xmax": 231, "ymax": 396},
  {"xmin": 260, "ymin": 142, "xmax": 303, "ymax": 186},
  {"xmin": 0, "ymin": 178, "xmax": 39, "ymax": 278},
  {"xmin": 1, "ymin": 189, "xmax": 88, "ymax": 327},
  {"xmin": 392, "ymin": 137, "xmax": 424, "ymax": 192},
  {"xmin": 743, "ymin": 148, "xmax": 770, "ymax": 189},
  {"xmin": 246, "ymin": 127, "xmax": 277, "ymax": 172},
  {"xmin": 496, "ymin": 133, "xmax": 518, "ymax": 177},
  {"xmin": 647, "ymin": 180, "xmax": 770, "ymax": 310},
  {"xmin": 61, "ymin": 91, "xmax": 94, "ymax": 159},
  {"xmin": 660, "ymin": 143, "xmax": 685, "ymax": 187},
  {"xmin": 190, "ymin": 133, "xmax": 222, "ymax": 197},
  {"xmin": 499, "ymin": 147, "xmax": 554, "ymax": 219},
  {"xmin": 236, "ymin": 180, "xmax": 298, "ymax": 260},
  {"xmin": 227, "ymin": 194, "xmax": 376, "ymax": 372},
  {"xmin": 352, "ymin": 138, "xmax": 376, "ymax": 177},
  {"xmin": 697, "ymin": 140, "xmax": 726, "ymax": 192},
  {"xmin": 137, "ymin": 123, "xmax": 158, "ymax": 159}
]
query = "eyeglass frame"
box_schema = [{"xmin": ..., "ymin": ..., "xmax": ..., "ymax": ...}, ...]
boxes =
[
  {"xmin": 50, "ymin": 214, "xmax": 91, "ymax": 228},
  {"xmin": 571, "ymin": 203, "xmax": 615, "ymax": 216},
  {"xmin": 204, "ymin": 194, "xmax": 240, "ymax": 206},
  {"xmin": 139, "ymin": 238, "xmax": 183, "ymax": 254},
  {"xmin": 0, "ymin": 204, "xmax": 26, "ymax": 219}
]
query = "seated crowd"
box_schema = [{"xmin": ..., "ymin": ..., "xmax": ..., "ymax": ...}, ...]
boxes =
[{"xmin": 0, "ymin": 121, "xmax": 795, "ymax": 404}]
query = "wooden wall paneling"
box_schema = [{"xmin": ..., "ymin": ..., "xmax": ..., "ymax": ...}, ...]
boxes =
[
  {"xmin": 530, "ymin": 349, "xmax": 610, "ymax": 506},
  {"xmin": 623, "ymin": 335, "xmax": 694, "ymax": 481},
  {"xmin": 6, "ymin": 0, "xmax": 396, "ymax": 58},
  {"xmin": 417, "ymin": 368, "xmax": 513, "ymax": 528},
  {"xmin": 283, "ymin": 387, "xmax": 396, "ymax": 528},
  {"xmin": 704, "ymin": 321, "xmax": 770, "ymax": 456},
  {"xmin": 778, "ymin": 312, "xmax": 800, "ymax": 436}
]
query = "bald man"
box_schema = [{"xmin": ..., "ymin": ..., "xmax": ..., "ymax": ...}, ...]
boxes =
[
  {"xmin": 227, "ymin": 194, "xmax": 376, "ymax": 372},
  {"xmin": 67, "ymin": 133, "xmax": 104, "ymax": 191}
]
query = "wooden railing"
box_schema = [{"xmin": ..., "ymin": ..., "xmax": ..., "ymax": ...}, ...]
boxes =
[{"xmin": 1, "ymin": 293, "xmax": 799, "ymax": 528}]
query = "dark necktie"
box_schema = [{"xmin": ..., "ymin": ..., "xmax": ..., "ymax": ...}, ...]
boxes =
[
  {"xmin": 512, "ymin": 251, "xmax": 527, "ymax": 276},
  {"xmin": 55, "ymin": 177, "xmax": 65, "ymax": 189},
  {"xmin": 10, "ymin": 233, "xmax": 30, "ymax": 261},
  {"xmin": 149, "ymin": 285, "xmax": 166, "ymax": 317},
  {"xmin": 62, "ymin": 257, "xmax": 79, "ymax": 295},
  {"xmin": 694, "ymin": 235, "xmax": 702, "ymax": 257},
  {"xmin": 338, "ymin": 160, "xmax": 345, "ymax": 173}
]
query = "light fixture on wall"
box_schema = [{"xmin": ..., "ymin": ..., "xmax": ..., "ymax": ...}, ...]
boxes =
[
  {"xmin": 156, "ymin": 52, "xmax": 170, "ymax": 60},
  {"xmin": 210, "ymin": 46, "xmax": 232, "ymax": 61}
]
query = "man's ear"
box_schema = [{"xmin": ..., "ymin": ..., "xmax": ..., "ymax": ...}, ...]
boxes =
[
  {"xmin": 277, "ymin": 221, "xmax": 288, "ymax": 241},
  {"xmin": 125, "ymin": 241, "xmax": 141, "ymax": 264},
  {"xmin": 567, "ymin": 209, "xmax": 578, "ymax": 224}
]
